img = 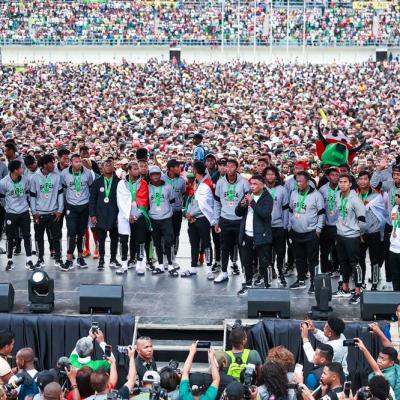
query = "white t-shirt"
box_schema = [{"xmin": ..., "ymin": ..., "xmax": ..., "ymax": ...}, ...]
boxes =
[
  {"xmin": 390, "ymin": 205, "xmax": 400, "ymax": 254},
  {"xmin": 245, "ymin": 194, "xmax": 261, "ymax": 237},
  {"xmin": 0, "ymin": 357, "xmax": 11, "ymax": 384}
]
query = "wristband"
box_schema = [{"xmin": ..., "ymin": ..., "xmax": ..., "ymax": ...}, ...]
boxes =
[{"xmin": 71, "ymin": 385, "xmax": 78, "ymax": 390}]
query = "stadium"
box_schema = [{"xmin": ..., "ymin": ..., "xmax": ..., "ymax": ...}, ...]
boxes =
[{"xmin": 0, "ymin": 1, "xmax": 399, "ymax": 400}]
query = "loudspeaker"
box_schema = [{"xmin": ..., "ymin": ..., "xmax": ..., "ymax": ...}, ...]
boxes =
[
  {"xmin": 0, "ymin": 283, "xmax": 14, "ymax": 312},
  {"xmin": 361, "ymin": 291, "xmax": 400, "ymax": 320},
  {"xmin": 376, "ymin": 49, "xmax": 387, "ymax": 62},
  {"xmin": 248, "ymin": 288, "xmax": 290, "ymax": 318},
  {"xmin": 79, "ymin": 284, "xmax": 124, "ymax": 314},
  {"xmin": 169, "ymin": 48, "xmax": 181, "ymax": 64}
]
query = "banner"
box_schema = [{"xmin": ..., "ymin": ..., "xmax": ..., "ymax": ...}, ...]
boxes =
[{"xmin": 352, "ymin": 1, "xmax": 399, "ymax": 10}]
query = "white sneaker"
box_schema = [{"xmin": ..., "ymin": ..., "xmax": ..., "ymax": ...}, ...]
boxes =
[
  {"xmin": 136, "ymin": 260, "xmax": 145, "ymax": 276},
  {"xmin": 382, "ymin": 282, "xmax": 393, "ymax": 290},
  {"xmin": 206, "ymin": 266, "xmax": 214, "ymax": 281},
  {"xmin": 116, "ymin": 261, "xmax": 128, "ymax": 276},
  {"xmin": 214, "ymin": 271, "xmax": 229, "ymax": 284}
]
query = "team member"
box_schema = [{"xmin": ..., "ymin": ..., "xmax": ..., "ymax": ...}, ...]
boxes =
[
  {"xmin": 162, "ymin": 159, "xmax": 186, "ymax": 268},
  {"xmin": 182, "ymin": 161, "xmax": 215, "ymax": 278},
  {"xmin": 356, "ymin": 171, "xmax": 386, "ymax": 290},
  {"xmin": 116, "ymin": 162, "xmax": 149, "ymax": 276},
  {"xmin": 264, "ymin": 166, "xmax": 289, "ymax": 287},
  {"xmin": 148, "ymin": 165, "xmax": 177, "ymax": 276},
  {"xmin": 214, "ymin": 159, "xmax": 249, "ymax": 283},
  {"xmin": 334, "ymin": 174, "xmax": 366, "ymax": 304},
  {"xmin": 89, "ymin": 159, "xmax": 120, "ymax": 271},
  {"xmin": 61, "ymin": 154, "xmax": 94, "ymax": 271},
  {"xmin": 30, "ymin": 154, "xmax": 64, "ymax": 269},
  {"xmin": 318, "ymin": 167, "xmax": 340, "ymax": 275},
  {"xmin": 288, "ymin": 171, "xmax": 324, "ymax": 293},
  {"xmin": 0, "ymin": 160, "xmax": 33, "ymax": 271},
  {"xmin": 235, "ymin": 174, "xmax": 273, "ymax": 296},
  {"xmin": 55, "ymin": 148, "xmax": 70, "ymax": 175}
]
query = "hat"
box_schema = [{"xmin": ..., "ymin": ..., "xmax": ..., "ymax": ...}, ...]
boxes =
[
  {"xmin": 205, "ymin": 153, "xmax": 216, "ymax": 161},
  {"xmin": 189, "ymin": 372, "xmax": 210, "ymax": 391},
  {"xmin": 225, "ymin": 381, "xmax": 245, "ymax": 399},
  {"xmin": 167, "ymin": 159, "xmax": 180, "ymax": 169},
  {"xmin": 36, "ymin": 370, "xmax": 57, "ymax": 391},
  {"xmin": 149, "ymin": 165, "xmax": 162, "ymax": 175},
  {"xmin": 143, "ymin": 371, "xmax": 160, "ymax": 384},
  {"xmin": 120, "ymin": 158, "xmax": 129, "ymax": 165},
  {"xmin": 294, "ymin": 161, "xmax": 308, "ymax": 171},
  {"xmin": 217, "ymin": 158, "xmax": 228, "ymax": 166}
]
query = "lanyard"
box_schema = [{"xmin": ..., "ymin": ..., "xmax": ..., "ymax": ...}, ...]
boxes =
[
  {"xmin": 394, "ymin": 211, "xmax": 400, "ymax": 232},
  {"xmin": 268, "ymin": 187, "xmax": 276, "ymax": 200},
  {"xmin": 41, "ymin": 174, "xmax": 52, "ymax": 194},
  {"xmin": 128, "ymin": 178, "xmax": 140, "ymax": 201},
  {"xmin": 12, "ymin": 179, "xmax": 23, "ymax": 198},
  {"xmin": 358, "ymin": 190, "xmax": 368, "ymax": 205},
  {"xmin": 151, "ymin": 185, "xmax": 163, "ymax": 207},
  {"xmin": 73, "ymin": 171, "xmax": 82, "ymax": 193},
  {"xmin": 327, "ymin": 185, "xmax": 338, "ymax": 211},
  {"xmin": 166, "ymin": 176, "xmax": 178, "ymax": 191},
  {"xmin": 103, "ymin": 176, "xmax": 113, "ymax": 200},
  {"xmin": 296, "ymin": 188, "xmax": 309, "ymax": 213},
  {"xmin": 340, "ymin": 193, "xmax": 350, "ymax": 219}
]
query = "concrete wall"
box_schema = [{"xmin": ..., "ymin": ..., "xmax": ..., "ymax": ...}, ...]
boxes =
[{"xmin": 1, "ymin": 45, "xmax": 399, "ymax": 64}]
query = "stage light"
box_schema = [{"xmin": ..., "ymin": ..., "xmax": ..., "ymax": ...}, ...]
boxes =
[
  {"xmin": 28, "ymin": 271, "xmax": 54, "ymax": 313},
  {"xmin": 309, "ymin": 273, "xmax": 333, "ymax": 320}
]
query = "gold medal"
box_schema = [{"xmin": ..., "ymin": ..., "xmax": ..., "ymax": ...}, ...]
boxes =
[
  {"xmin": 104, "ymin": 197, "xmax": 109, "ymax": 204},
  {"xmin": 155, "ymin": 206, "xmax": 161, "ymax": 212},
  {"xmin": 44, "ymin": 194, "xmax": 49, "ymax": 199},
  {"xmin": 228, "ymin": 201, "xmax": 235, "ymax": 207}
]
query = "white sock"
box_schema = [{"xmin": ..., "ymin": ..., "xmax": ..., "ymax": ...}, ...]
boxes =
[{"xmin": 26, "ymin": 257, "xmax": 32, "ymax": 262}]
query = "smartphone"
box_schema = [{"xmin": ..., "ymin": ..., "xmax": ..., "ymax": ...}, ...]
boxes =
[
  {"xmin": 104, "ymin": 345, "xmax": 112, "ymax": 358},
  {"xmin": 343, "ymin": 339, "xmax": 357, "ymax": 347},
  {"xmin": 344, "ymin": 381, "xmax": 351, "ymax": 398},
  {"xmin": 197, "ymin": 341, "xmax": 211, "ymax": 349},
  {"xmin": 91, "ymin": 321, "xmax": 99, "ymax": 334},
  {"xmin": 294, "ymin": 363, "xmax": 303, "ymax": 374}
]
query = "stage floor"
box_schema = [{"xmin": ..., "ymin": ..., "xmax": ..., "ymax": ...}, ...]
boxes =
[{"xmin": 0, "ymin": 221, "xmax": 386, "ymax": 324}]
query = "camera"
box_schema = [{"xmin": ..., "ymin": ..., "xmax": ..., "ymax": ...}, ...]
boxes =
[
  {"xmin": 242, "ymin": 363, "xmax": 256, "ymax": 400},
  {"xmin": 168, "ymin": 360, "xmax": 180, "ymax": 373},
  {"xmin": 4, "ymin": 376, "xmax": 24, "ymax": 394},
  {"xmin": 356, "ymin": 386, "xmax": 371, "ymax": 400},
  {"xmin": 58, "ymin": 356, "xmax": 71, "ymax": 373},
  {"xmin": 91, "ymin": 321, "xmax": 99, "ymax": 334},
  {"xmin": 150, "ymin": 383, "xmax": 168, "ymax": 400},
  {"xmin": 197, "ymin": 341, "xmax": 211, "ymax": 349},
  {"xmin": 117, "ymin": 346, "xmax": 129, "ymax": 355},
  {"xmin": 343, "ymin": 339, "xmax": 357, "ymax": 347},
  {"xmin": 360, "ymin": 326, "xmax": 373, "ymax": 333}
]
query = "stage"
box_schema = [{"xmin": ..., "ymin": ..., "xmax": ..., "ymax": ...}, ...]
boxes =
[{"xmin": 0, "ymin": 221, "xmax": 388, "ymax": 324}]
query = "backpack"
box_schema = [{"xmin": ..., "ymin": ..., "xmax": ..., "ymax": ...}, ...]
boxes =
[
  {"xmin": 18, "ymin": 370, "xmax": 39, "ymax": 400},
  {"xmin": 226, "ymin": 349, "xmax": 251, "ymax": 381}
]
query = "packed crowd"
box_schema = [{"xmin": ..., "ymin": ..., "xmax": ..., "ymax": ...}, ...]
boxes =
[
  {"xmin": 0, "ymin": 1, "xmax": 399, "ymax": 45},
  {"xmin": 1, "ymin": 314, "xmax": 400, "ymax": 400}
]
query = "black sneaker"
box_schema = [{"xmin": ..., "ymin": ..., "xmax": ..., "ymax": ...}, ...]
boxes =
[
  {"xmin": 146, "ymin": 261, "xmax": 155, "ymax": 271},
  {"xmin": 97, "ymin": 259, "xmax": 105, "ymax": 271},
  {"xmin": 34, "ymin": 259, "xmax": 45, "ymax": 269},
  {"xmin": 211, "ymin": 263, "xmax": 221, "ymax": 273},
  {"xmin": 308, "ymin": 284, "xmax": 315, "ymax": 294},
  {"xmin": 25, "ymin": 260, "xmax": 35, "ymax": 271},
  {"xmin": 371, "ymin": 284, "xmax": 378, "ymax": 291},
  {"xmin": 54, "ymin": 259, "xmax": 64, "ymax": 269},
  {"xmin": 284, "ymin": 268, "xmax": 294, "ymax": 277},
  {"xmin": 231, "ymin": 263, "xmax": 240, "ymax": 275},
  {"xmin": 76, "ymin": 257, "xmax": 88, "ymax": 269},
  {"xmin": 110, "ymin": 259, "xmax": 122, "ymax": 269},
  {"xmin": 5, "ymin": 260, "xmax": 14, "ymax": 271},
  {"xmin": 290, "ymin": 280, "xmax": 306, "ymax": 289},
  {"xmin": 237, "ymin": 285, "xmax": 250, "ymax": 296},
  {"xmin": 279, "ymin": 276, "xmax": 287, "ymax": 287},
  {"xmin": 349, "ymin": 293, "xmax": 361, "ymax": 304},
  {"xmin": 332, "ymin": 289, "xmax": 351, "ymax": 298},
  {"xmin": 254, "ymin": 275, "xmax": 264, "ymax": 286},
  {"xmin": 61, "ymin": 260, "xmax": 73, "ymax": 272},
  {"xmin": 127, "ymin": 259, "xmax": 136, "ymax": 269}
]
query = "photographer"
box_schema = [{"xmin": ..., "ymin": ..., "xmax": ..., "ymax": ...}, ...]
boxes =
[
  {"xmin": 160, "ymin": 366, "xmax": 180, "ymax": 400},
  {"xmin": 355, "ymin": 338, "xmax": 400, "ymax": 399},
  {"xmin": 69, "ymin": 328, "xmax": 112, "ymax": 371},
  {"xmin": 179, "ymin": 342, "xmax": 220, "ymax": 400},
  {"xmin": 135, "ymin": 337, "xmax": 158, "ymax": 386},
  {"xmin": 0, "ymin": 331, "xmax": 15, "ymax": 384},
  {"xmin": 258, "ymin": 361, "xmax": 289, "ymax": 400},
  {"xmin": 133, "ymin": 371, "xmax": 162, "ymax": 400},
  {"xmin": 301, "ymin": 318, "xmax": 348, "ymax": 375}
]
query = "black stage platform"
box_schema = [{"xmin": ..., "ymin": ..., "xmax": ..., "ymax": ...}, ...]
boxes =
[{"xmin": 0, "ymin": 219, "xmax": 390, "ymax": 324}]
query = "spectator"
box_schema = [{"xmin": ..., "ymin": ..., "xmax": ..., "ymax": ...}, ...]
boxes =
[
  {"xmin": 307, "ymin": 362, "xmax": 344, "ymax": 400},
  {"xmin": 135, "ymin": 337, "xmax": 157, "ymax": 385},
  {"xmin": 258, "ymin": 361, "xmax": 289, "ymax": 400},
  {"xmin": 214, "ymin": 351, "xmax": 235, "ymax": 400},
  {"xmin": 134, "ymin": 370, "xmax": 161, "ymax": 400},
  {"xmin": 33, "ymin": 371, "xmax": 58, "ymax": 400},
  {"xmin": 368, "ymin": 375, "xmax": 391, "ymax": 400},
  {"xmin": 0, "ymin": 330, "xmax": 15, "ymax": 384},
  {"xmin": 43, "ymin": 382, "xmax": 63, "ymax": 400},
  {"xmin": 65, "ymin": 366, "xmax": 94, "ymax": 400},
  {"xmin": 160, "ymin": 366, "xmax": 180, "ymax": 400}
]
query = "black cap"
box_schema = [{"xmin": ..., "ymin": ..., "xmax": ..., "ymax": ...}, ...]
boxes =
[
  {"xmin": 205, "ymin": 153, "xmax": 216, "ymax": 161},
  {"xmin": 217, "ymin": 158, "xmax": 228, "ymax": 166},
  {"xmin": 225, "ymin": 381, "xmax": 245, "ymax": 399},
  {"xmin": 36, "ymin": 370, "xmax": 57, "ymax": 391},
  {"xmin": 167, "ymin": 159, "xmax": 180, "ymax": 169}
]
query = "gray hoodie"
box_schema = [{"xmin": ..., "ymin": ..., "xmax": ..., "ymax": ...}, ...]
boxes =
[
  {"xmin": 319, "ymin": 183, "xmax": 339, "ymax": 226},
  {"xmin": 266, "ymin": 184, "xmax": 289, "ymax": 229},
  {"xmin": 288, "ymin": 186, "xmax": 325, "ymax": 233},
  {"xmin": 214, "ymin": 174, "xmax": 250, "ymax": 221},
  {"xmin": 0, "ymin": 175, "xmax": 29, "ymax": 214},
  {"xmin": 61, "ymin": 166, "xmax": 93, "ymax": 206},
  {"xmin": 336, "ymin": 190, "xmax": 366, "ymax": 237},
  {"xmin": 148, "ymin": 182, "xmax": 174, "ymax": 220},
  {"xmin": 29, "ymin": 169, "xmax": 64, "ymax": 215},
  {"xmin": 161, "ymin": 174, "xmax": 186, "ymax": 212}
]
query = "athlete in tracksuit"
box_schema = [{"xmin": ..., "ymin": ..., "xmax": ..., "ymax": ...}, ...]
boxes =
[
  {"xmin": 318, "ymin": 167, "xmax": 340, "ymax": 275},
  {"xmin": 117, "ymin": 162, "xmax": 149, "ymax": 276},
  {"xmin": 356, "ymin": 171, "xmax": 386, "ymax": 290},
  {"xmin": 264, "ymin": 166, "xmax": 289, "ymax": 287},
  {"xmin": 162, "ymin": 159, "xmax": 186, "ymax": 268},
  {"xmin": 30, "ymin": 154, "xmax": 64, "ymax": 270},
  {"xmin": 334, "ymin": 174, "xmax": 366, "ymax": 304},
  {"xmin": 288, "ymin": 171, "xmax": 324, "ymax": 294},
  {"xmin": 61, "ymin": 154, "xmax": 94, "ymax": 271},
  {"xmin": 213, "ymin": 159, "xmax": 249, "ymax": 284},
  {"xmin": 148, "ymin": 165, "xmax": 177, "ymax": 277},
  {"xmin": 0, "ymin": 160, "xmax": 33, "ymax": 271}
]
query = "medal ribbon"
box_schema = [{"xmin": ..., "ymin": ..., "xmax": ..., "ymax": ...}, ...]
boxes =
[
  {"xmin": 296, "ymin": 188, "xmax": 309, "ymax": 213},
  {"xmin": 128, "ymin": 178, "xmax": 140, "ymax": 202},
  {"xmin": 340, "ymin": 193, "xmax": 349, "ymax": 219},
  {"xmin": 268, "ymin": 187, "xmax": 276, "ymax": 200},
  {"xmin": 167, "ymin": 177, "xmax": 178, "ymax": 191},
  {"xmin": 73, "ymin": 171, "xmax": 82, "ymax": 193},
  {"xmin": 41, "ymin": 174, "xmax": 52, "ymax": 195},
  {"xmin": 103, "ymin": 176, "xmax": 113, "ymax": 200},
  {"xmin": 327, "ymin": 185, "xmax": 338, "ymax": 211},
  {"xmin": 358, "ymin": 191, "xmax": 368, "ymax": 205},
  {"xmin": 151, "ymin": 185, "xmax": 162, "ymax": 207}
]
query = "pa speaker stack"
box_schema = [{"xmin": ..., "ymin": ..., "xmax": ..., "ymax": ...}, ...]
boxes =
[
  {"xmin": 248, "ymin": 288, "xmax": 290, "ymax": 318},
  {"xmin": 361, "ymin": 291, "xmax": 400, "ymax": 320},
  {"xmin": 79, "ymin": 284, "xmax": 124, "ymax": 314},
  {"xmin": 0, "ymin": 283, "xmax": 14, "ymax": 312}
]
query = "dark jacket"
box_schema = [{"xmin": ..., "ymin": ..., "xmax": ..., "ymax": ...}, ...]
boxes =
[
  {"xmin": 89, "ymin": 174, "xmax": 119, "ymax": 230},
  {"xmin": 235, "ymin": 190, "xmax": 273, "ymax": 247}
]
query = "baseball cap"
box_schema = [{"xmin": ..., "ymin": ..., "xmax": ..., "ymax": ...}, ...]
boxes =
[
  {"xmin": 225, "ymin": 381, "xmax": 245, "ymax": 399},
  {"xmin": 143, "ymin": 371, "xmax": 160, "ymax": 384},
  {"xmin": 189, "ymin": 372, "xmax": 210, "ymax": 391},
  {"xmin": 149, "ymin": 165, "xmax": 162, "ymax": 175},
  {"xmin": 167, "ymin": 159, "xmax": 180, "ymax": 169},
  {"xmin": 36, "ymin": 370, "xmax": 57, "ymax": 391}
]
